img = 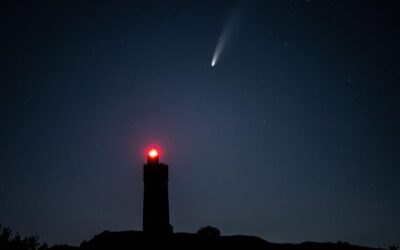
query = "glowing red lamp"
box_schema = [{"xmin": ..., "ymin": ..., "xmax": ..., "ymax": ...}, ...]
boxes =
[
  {"xmin": 147, "ymin": 148, "xmax": 159, "ymax": 164},
  {"xmin": 148, "ymin": 149, "xmax": 159, "ymax": 158}
]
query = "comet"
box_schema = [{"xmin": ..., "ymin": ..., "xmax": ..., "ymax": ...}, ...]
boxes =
[
  {"xmin": 211, "ymin": 30, "xmax": 229, "ymax": 67},
  {"xmin": 211, "ymin": 6, "xmax": 238, "ymax": 68},
  {"xmin": 211, "ymin": 23, "xmax": 233, "ymax": 68}
]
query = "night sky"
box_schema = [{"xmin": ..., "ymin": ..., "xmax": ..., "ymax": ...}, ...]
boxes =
[{"xmin": 1, "ymin": 0, "xmax": 399, "ymax": 247}]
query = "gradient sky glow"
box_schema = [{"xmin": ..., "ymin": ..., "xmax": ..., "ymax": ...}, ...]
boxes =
[{"xmin": 0, "ymin": 0, "xmax": 399, "ymax": 248}]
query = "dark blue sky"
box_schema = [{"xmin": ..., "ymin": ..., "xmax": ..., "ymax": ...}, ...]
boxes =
[{"xmin": 1, "ymin": 0, "xmax": 399, "ymax": 247}]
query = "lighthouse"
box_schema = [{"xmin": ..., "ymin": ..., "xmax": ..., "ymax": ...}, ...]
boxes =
[{"xmin": 143, "ymin": 148, "xmax": 173, "ymax": 234}]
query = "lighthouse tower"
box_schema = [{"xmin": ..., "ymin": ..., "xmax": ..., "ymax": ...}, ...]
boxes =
[{"xmin": 143, "ymin": 148, "xmax": 173, "ymax": 234}]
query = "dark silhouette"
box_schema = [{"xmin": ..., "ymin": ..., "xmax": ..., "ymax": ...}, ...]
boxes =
[
  {"xmin": 60, "ymin": 230, "xmax": 388, "ymax": 250},
  {"xmin": 197, "ymin": 226, "xmax": 221, "ymax": 237},
  {"xmin": 1, "ymin": 152, "xmax": 395, "ymax": 250},
  {"xmin": 0, "ymin": 225, "xmax": 47, "ymax": 250},
  {"xmin": 142, "ymin": 149, "xmax": 173, "ymax": 234},
  {"xmin": 0, "ymin": 226, "xmax": 393, "ymax": 250}
]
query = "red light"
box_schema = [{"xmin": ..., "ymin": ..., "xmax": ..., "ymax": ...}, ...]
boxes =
[{"xmin": 148, "ymin": 149, "xmax": 159, "ymax": 158}]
